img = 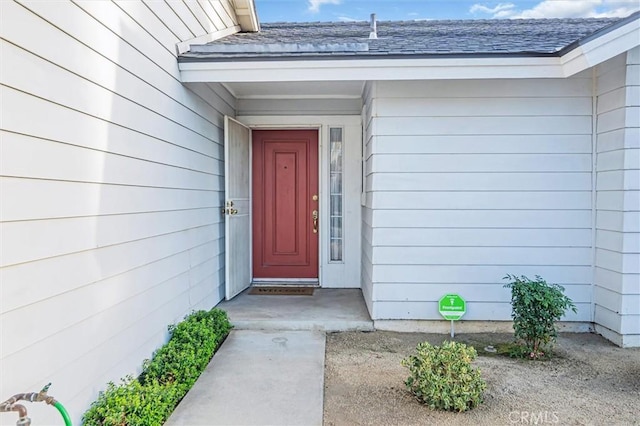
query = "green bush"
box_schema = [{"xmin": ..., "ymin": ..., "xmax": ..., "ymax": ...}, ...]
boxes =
[
  {"xmin": 401, "ymin": 341, "xmax": 486, "ymax": 412},
  {"xmin": 504, "ymin": 274, "xmax": 576, "ymax": 359},
  {"xmin": 83, "ymin": 308, "xmax": 231, "ymax": 426},
  {"xmin": 82, "ymin": 377, "xmax": 181, "ymax": 426},
  {"xmin": 140, "ymin": 309, "xmax": 231, "ymax": 393}
]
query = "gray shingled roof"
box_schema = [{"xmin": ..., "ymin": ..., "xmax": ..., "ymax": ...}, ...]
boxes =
[{"xmin": 180, "ymin": 13, "xmax": 638, "ymax": 61}]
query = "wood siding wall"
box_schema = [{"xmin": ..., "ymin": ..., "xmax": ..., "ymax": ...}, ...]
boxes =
[
  {"xmin": 364, "ymin": 76, "xmax": 595, "ymax": 322},
  {"xmin": 360, "ymin": 82, "xmax": 375, "ymax": 315},
  {"xmin": 0, "ymin": 1, "xmax": 237, "ymax": 423},
  {"xmin": 237, "ymin": 98, "xmax": 362, "ymax": 116},
  {"xmin": 594, "ymin": 48, "xmax": 640, "ymax": 347}
]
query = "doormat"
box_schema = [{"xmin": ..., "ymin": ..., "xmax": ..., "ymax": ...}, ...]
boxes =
[{"xmin": 248, "ymin": 286, "xmax": 315, "ymax": 296}]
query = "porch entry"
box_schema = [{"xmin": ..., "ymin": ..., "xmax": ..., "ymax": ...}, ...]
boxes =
[
  {"xmin": 252, "ymin": 129, "xmax": 319, "ymax": 282},
  {"xmin": 224, "ymin": 117, "xmax": 320, "ymax": 300}
]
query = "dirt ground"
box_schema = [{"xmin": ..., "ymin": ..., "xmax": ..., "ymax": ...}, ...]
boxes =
[{"xmin": 323, "ymin": 331, "xmax": 640, "ymax": 426}]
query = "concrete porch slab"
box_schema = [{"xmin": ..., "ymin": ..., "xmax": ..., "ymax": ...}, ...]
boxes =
[{"xmin": 217, "ymin": 288, "xmax": 374, "ymax": 331}]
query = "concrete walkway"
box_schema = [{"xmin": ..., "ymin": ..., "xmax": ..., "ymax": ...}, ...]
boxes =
[{"xmin": 165, "ymin": 330, "xmax": 325, "ymax": 426}]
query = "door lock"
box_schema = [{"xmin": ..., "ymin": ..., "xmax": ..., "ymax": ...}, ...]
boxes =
[{"xmin": 312, "ymin": 210, "xmax": 318, "ymax": 233}]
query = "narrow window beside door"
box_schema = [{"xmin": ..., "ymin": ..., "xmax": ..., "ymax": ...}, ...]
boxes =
[{"xmin": 330, "ymin": 127, "xmax": 344, "ymax": 262}]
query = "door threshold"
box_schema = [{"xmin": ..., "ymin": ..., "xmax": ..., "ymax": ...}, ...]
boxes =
[{"xmin": 252, "ymin": 278, "xmax": 319, "ymax": 287}]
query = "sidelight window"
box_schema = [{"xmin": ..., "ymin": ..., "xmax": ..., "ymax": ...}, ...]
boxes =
[{"xmin": 329, "ymin": 127, "xmax": 344, "ymax": 262}]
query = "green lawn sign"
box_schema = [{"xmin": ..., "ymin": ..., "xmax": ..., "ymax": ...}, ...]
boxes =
[{"xmin": 439, "ymin": 294, "xmax": 466, "ymax": 338}]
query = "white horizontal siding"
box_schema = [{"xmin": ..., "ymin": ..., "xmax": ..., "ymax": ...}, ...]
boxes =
[
  {"xmin": 597, "ymin": 127, "xmax": 640, "ymax": 152},
  {"xmin": 597, "ymin": 229, "xmax": 640, "ymax": 253},
  {"xmin": 1, "ymin": 89, "xmax": 224, "ymax": 170},
  {"xmin": 184, "ymin": 0, "xmax": 224, "ymax": 32},
  {"xmin": 144, "ymin": 0, "xmax": 195, "ymax": 41},
  {"xmin": 0, "ymin": 1, "xmax": 237, "ymax": 423},
  {"xmin": 594, "ymin": 49, "xmax": 640, "ymax": 347},
  {"xmin": 373, "ymin": 228, "xmax": 592, "ymax": 247},
  {"xmin": 373, "ymin": 281, "xmax": 592, "ymax": 321},
  {"xmin": 375, "ymin": 78, "xmax": 593, "ymax": 98},
  {"xmin": 366, "ymin": 77, "xmax": 594, "ymax": 322},
  {"xmin": 374, "ymin": 97, "xmax": 592, "ymax": 117},
  {"xmin": 237, "ymin": 98, "xmax": 362, "ymax": 116},
  {"xmin": 168, "ymin": 0, "xmax": 210, "ymax": 35},
  {"xmin": 371, "ymin": 191, "xmax": 591, "ymax": 210},
  {"xmin": 0, "ymin": 209, "xmax": 221, "ymax": 269},
  {"xmin": 374, "ymin": 301, "xmax": 590, "ymax": 321},
  {"xmin": 374, "ymin": 282, "xmax": 591, "ymax": 303},
  {"xmin": 373, "ymin": 116, "xmax": 592, "ymax": 136},
  {"xmin": 373, "ymin": 209, "xmax": 592, "ymax": 229},
  {"xmin": 1, "ymin": 47, "xmax": 221, "ymax": 152},
  {"xmin": 1, "ymin": 178, "xmax": 219, "ymax": 221},
  {"xmin": 595, "ymin": 267, "xmax": 640, "ymax": 294},
  {"xmin": 1, "ymin": 132, "xmax": 222, "ymax": 191},
  {"xmin": 369, "ymin": 172, "xmax": 591, "ymax": 191},
  {"xmin": 115, "ymin": 1, "xmax": 181, "ymax": 56},
  {"xmin": 1, "ymin": 279, "xmax": 192, "ymax": 420},
  {"xmin": 373, "ymin": 247, "xmax": 591, "ymax": 266},
  {"xmin": 374, "ymin": 134, "xmax": 592, "ymax": 154},
  {"xmin": 368, "ymin": 153, "xmax": 592, "ymax": 173},
  {"xmin": 360, "ymin": 82, "xmax": 375, "ymax": 316},
  {"xmin": 372, "ymin": 265, "xmax": 593, "ymax": 284}
]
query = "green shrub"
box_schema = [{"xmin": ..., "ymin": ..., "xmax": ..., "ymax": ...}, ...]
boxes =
[
  {"xmin": 83, "ymin": 308, "xmax": 231, "ymax": 426},
  {"xmin": 140, "ymin": 309, "xmax": 231, "ymax": 393},
  {"xmin": 504, "ymin": 274, "xmax": 576, "ymax": 359},
  {"xmin": 401, "ymin": 341, "xmax": 486, "ymax": 412},
  {"xmin": 82, "ymin": 377, "xmax": 181, "ymax": 426}
]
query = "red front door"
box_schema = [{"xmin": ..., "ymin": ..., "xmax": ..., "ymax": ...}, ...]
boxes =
[{"xmin": 252, "ymin": 130, "xmax": 319, "ymax": 279}]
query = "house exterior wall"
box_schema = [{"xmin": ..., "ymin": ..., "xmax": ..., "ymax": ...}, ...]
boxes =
[
  {"xmin": 237, "ymin": 98, "xmax": 362, "ymax": 116},
  {"xmin": 360, "ymin": 82, "xmax": 376, "ymax": 315},
  {"xmin": 362, "ymin": 76, "xmax": 595, "ymax": 323},
  {"xmin": 0, "ymin": 1, "xmax": 238, "ymax": 423},
  {"xmin": 594, "ymin": 48, "xmax": 640, "ymax": 347}
]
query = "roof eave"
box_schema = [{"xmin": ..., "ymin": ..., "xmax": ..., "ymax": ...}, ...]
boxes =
[
  {"xmin": 560, "ymin": 12, "xmax": 640, "ymax": 77},
  {"xmin": 179, "ymin": 56, "xmax": 566, "ymax": 82}
]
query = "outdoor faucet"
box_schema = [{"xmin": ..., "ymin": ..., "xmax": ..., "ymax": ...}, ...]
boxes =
[{"xmin": 0, "ymin": 383, "xmax": 72, "ymax": 426}]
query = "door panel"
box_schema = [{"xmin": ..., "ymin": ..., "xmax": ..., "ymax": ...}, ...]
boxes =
[
  {"xmin": 252, "ymin": 130, "xmax": 319, "ymax": 279},
  {"xmin": 224, "ymin": 117, "xmax": 251, "ymax": 300}
]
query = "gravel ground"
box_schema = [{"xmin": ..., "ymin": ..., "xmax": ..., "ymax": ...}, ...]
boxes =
[{"xmin": 323, "ymin": 331, "xmax": 640, "ymax": 426}]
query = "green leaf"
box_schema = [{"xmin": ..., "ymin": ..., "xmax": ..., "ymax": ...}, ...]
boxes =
[
  {"xmin": 503, "ymin": 274, "xmax": 576, "ymax": 358},
  {"xmin": 402, "ymin": 341, "xmax": 486, "ymax": 412},
  {"xmin": 83, "ymin": 308, "xmax": 232, "ymax": 426}
]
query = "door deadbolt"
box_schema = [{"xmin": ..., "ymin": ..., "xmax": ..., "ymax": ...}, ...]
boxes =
[{"xmin": 312, "ymin": 210, "xmax": 318, "ymax": 233}]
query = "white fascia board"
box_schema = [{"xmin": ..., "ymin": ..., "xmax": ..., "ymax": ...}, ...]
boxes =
[
  {"xmin": 232, "ymin": 0, "xmax": 260, "ymax": 31},
  {"xmin": 176, "ymin": 26, "xmax": 241, "ymax": 55},
  {"xmin": 561, "ymin": 18, "xmax": 640, "ymax": 77},
  {"xmin": 179, "ymin": 56, "xmax": 563, "ymax": 82}
]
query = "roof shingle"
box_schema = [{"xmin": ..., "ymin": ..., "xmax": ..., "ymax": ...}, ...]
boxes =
[{"xmin": 180, "ymin": 14, "xmax": 637, "ymax": 61}]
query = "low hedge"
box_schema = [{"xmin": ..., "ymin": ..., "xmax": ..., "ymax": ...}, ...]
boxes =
[{"xmin": 83, "ymin": 308, "xmax": 232, "ymax": 426}]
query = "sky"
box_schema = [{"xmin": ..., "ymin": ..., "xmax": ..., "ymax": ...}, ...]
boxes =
[{"xmin": 254, "ymin": 0, "xmax": 640, "ymax": 22}]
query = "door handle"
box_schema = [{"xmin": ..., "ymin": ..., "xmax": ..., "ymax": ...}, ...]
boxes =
[{"xmin": 312, "ymin": 210, "xmax": 318, "ymax": 234}]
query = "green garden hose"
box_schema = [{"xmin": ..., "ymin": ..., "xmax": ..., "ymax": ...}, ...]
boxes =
[
  {"xmin": 53, "ymin": 401, "xmax": 72, "ymax": 426},
  {"xmin": 1, "ymin": 383, "xmax": 72, "ymax": 426}
]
